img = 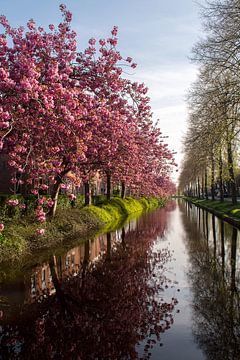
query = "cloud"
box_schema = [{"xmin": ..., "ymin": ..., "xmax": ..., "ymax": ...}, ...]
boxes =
[{"xmin": 129, "ymin": 64, "xmax": 198, "ymax": 182}]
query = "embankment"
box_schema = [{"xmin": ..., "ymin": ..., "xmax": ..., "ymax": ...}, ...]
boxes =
[
  {"xmin": 184, "ymin": 197, "xmax": 240, "ymax": 228},
  {"xmin": 0, "ymin": 196, "xmax": 165, "ymax": 263}
]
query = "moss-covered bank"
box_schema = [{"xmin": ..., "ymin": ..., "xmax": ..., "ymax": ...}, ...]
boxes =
[
  {"xmin": 185, "ymin": 197, "xmax": 240, "ymax": 228},
  {"xmin": 0, "ymin": 196, "xmax": 165, "ymax": 264}
]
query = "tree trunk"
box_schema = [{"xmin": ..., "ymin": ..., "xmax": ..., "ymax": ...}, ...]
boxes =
[
  {"xmin": 106, "ymin": 172, "xmax": 111, "ymax": 201},
  {"xmin": 106, "ymin": 232, "xmax": 111, "ymax": 261},
  {"xmin": 49, "ymin": 168, "xmax": 70, "ymax": 217},
  {"xmin": 121, "ymin": 227, "xmax": 126, "ymax": 249},
  {"xmin": 231, "ymin": 227, "xmax": 237, "ymax": 292},
  {"xmin": 220, "ymin": 220, "xmax": 225, "ymax": 276},
  {"xmin": 205, "ymin": 169, "xmax": 208, "ymax": 200},
  {"xmin": 121, "ymin": 181, "xmax": 126, "ymax": 199},
  {"xmin": 84, "ymin": 181, "xmax": 91, "ymax": 206},
  {"xmin": 227, "ymin": 142, "xmax": 237, "ymax": 204},
  {"xmin": 197, "ymin": 177, "xmax": 200, "ymax": 198},
  {"xmin": 201, "ymin": 174, "xmax": 204, "ymax": 199},
  {"xmin": 81, "ymin": 240, "xmax": 90, "ymax": 289},
  {"xmin": 219, "ymin": 149, "xmax": 224, "ymax": 202},
  {"xmin": 211, "ymin": 156, "xmax": 215, "ymax": 201},
  {"xmin": 212, "ymin": 214, "xmax": 216, "ymax": 258}
]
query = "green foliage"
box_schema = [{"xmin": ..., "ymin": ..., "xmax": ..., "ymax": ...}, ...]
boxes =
[
  {"xmin": 81, "ymin": 205, "xmax": 113, "ymax": 224},
  {"xmin": 0, "ymin": 193, "xmax": 83, "ymax": 223},
  {"xmin": 0, "ymin": 194, "xmax": 26, "ymax": 221},
  {"xmin": 57, "ymin": 194, "xmax": 71, "ymax": 209},
  {"xmin": 0, "ymin": 229, "xmax": 28, "ymax": 263},
  {"xmin": 92, "ymin": 194, "xmax": 107, "ymax": 206},
  {"xmin": 138, "ymin": 197, "xmax": 161, "ymax": 210},
  {"xmin": 76, "ymin": 194, "xmax": 84, "ymax": 208}
]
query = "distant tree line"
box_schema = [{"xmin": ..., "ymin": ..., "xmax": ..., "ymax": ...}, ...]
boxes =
[{"xmin": 179, "ymin": 0, "xmax": 240, "ymax": 203}]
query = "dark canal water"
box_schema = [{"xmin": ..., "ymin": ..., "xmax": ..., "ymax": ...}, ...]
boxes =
[{"xmin": 0, "ymin": 200, "xmax": 240, "ymax": 359}]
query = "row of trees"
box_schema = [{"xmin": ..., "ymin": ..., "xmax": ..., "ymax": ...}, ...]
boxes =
[
  {"xmin": 0, "ymin": 5, "xmax": 176, "ymax": 217},
  {"xmin": 179, "ymin": 0, "xmax": 240, "ymax": 203}
]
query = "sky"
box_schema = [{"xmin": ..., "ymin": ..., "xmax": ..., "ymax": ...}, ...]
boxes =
[{"xmin": 0, "ymin": 0, "xmax": 203, "ymax": 183}]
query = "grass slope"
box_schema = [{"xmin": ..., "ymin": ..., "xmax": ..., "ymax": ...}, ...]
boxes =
[
  {"xmin": 185, "ymin": 197, "xmax": 240, "ymax": 226},
  {"xmin": 0, "ymin": 196, "xmax": 163, "ymax": 264}
]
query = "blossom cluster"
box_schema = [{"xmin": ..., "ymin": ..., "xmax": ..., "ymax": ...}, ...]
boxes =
[
  {"xmin": 6, "ymin": 199, "xmax": 19, "ymax": 206},
  {"xmin": 0, "ymin": 4, "xmax": 176, "ymax": 224},
  {"xmin": 35, "ymin": 206, "xmax": 46, "ymax": 223}
]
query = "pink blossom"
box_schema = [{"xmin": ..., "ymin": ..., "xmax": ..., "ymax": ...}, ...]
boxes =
[
  {"xmin": 27, "ymin": 19, "xmax": 36, "ymax": 30},
  {"xmin": 40, "ymin": 184, "xmax": 49, "ymax": 190},
  {"xmin": 111, "ymin": 26, "xmax": 118, "ymax": 36},
  {"xmin": 108, "ymin": 38, "xmax": 117, "ymax": 47},
  {"xmin": 0, "ymin": 121, "xmax": 9, "ymax": 129},
  {"xmin": 60, "ymin": 183, "xmax": 67, "ymax": 189},
  {"xmin": 126, "ymin": 57, "xmax": 132, "ymax": 63},
  {"xmin": 88, "ymin": 38, "xmax": 96, "ymax": 46},
  {"xmin": 6, "ymin": 199, "xmax": 19, "ymax": 206},
  {"xmin": 68, "ymin": 193, "xmax": 76, "ymax": 201},
  {"xmin": 36, "ymin": 228, "xmax": 45, "ymax": 236},
  {"xmin": 99, "ymin": 39, "xmax": 106, "ymax": 46},
  {"xmin": 38, "ymin": 197, "xmax": 46, "ymax": 205},
  {"xmin": 0, "ymin": 223, "xmax": 4, "ymax": 232},
  {"xmin": 47, "ymin": 199, "xmax": 54, "ymax": 208}
]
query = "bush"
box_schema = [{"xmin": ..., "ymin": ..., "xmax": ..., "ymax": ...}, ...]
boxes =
[{"xmin": 92, "ymin": 194, "xmax": 107, "ymax": 206}]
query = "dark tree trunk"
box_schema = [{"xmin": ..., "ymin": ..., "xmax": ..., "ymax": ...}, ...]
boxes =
[
  {"xmin": 219, "ymin": 149, "xmax": 224, "ymax": 202},
  {"xmin": 121, "ymin": 181, "xmax": 126, "ymax": 199},
  {"xmin": 197, "ymin": 177, "xmax": 200, "ymax": 198},
  {"xmin": 121, "ymin": 227, "xmax": 126, "ymax": 249},
  {"xmin": 220, "ymin": 220, "xmax": 225, "ymax": 276},
  {"xmin": 205, "ymin": 169, "xmax": 208, "ymax": 200},
  {"xmin": 227, "ymin": 142, "xmax": 237, "ymax": 205},
  {"xmin": 49, "ymin": 256, "xmax": 70, "ymax": 315},
  {"xmin": 231, "ymin": 227, "xmax": 237, "ymax": 292},
  {"xmin": 106, "ymin": 232, "xmax": 111, "ymax": 261},
  {"xmin": 84, "ymin": 181, "xmax": 91, "ymax": 206},
  {"xmin": 81, "ymin": 240, "xmax": 90, "ymax": 289},
  {"xmin": 201, "ymin": 174, "xmax": 204, "ymax": 199},
  {"xmin": 212, "ymin": 214, "xmax": 216, "ymax": 258},
  {"xmin": 205, "ymin": 211, "xmax": 209, "ymax": 243},
  {"xmin": 211, "ymin": 156, "xmax": 215, "ymax": 201},
  {"xmin": 106, "ymin": 172, "xmax": 111, "ymax": 201}
]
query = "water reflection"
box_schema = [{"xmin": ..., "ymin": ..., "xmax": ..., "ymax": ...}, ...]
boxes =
[
  {"xmin": 1, "ymin": 200, "xmax": 239, "ymax": 360},
  {"xmin": 0, "ymin": 204, "xmax": 177, "ymax": 359},
  {"xmin": 180, "ymin": 201, "xmax": 240, "ymax": 359}
]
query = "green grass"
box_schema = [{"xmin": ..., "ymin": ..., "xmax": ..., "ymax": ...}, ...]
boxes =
[
  {"xmin": 0, "ymin": 196, "xmax": 164, "ymax": 264},
  {"xmin": 185, "ymin": 197, "xmax": 240, "ymax": 220}
]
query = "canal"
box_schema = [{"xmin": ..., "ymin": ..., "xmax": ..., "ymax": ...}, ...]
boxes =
[{"xmin": 0, "ymin": 200, "xmax": 239, "ymax": 359}]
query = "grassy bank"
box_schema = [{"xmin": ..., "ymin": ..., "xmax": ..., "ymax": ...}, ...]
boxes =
[
  {"xmin": 0, "ymin": 196, "xmax": 164, "ymax": 264},
  {"xmin": 185, "ymin": 197, "xmax": 240, "ymax": 228}
]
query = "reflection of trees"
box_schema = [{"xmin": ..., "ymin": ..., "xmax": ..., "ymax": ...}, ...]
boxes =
[
  {"xmin": 0, "ymin": 204, "xmax": 177, "ymax": 360},
  {"xmin": 179, "ymin": 201, "xmax": 240, "ymax": 360}
]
